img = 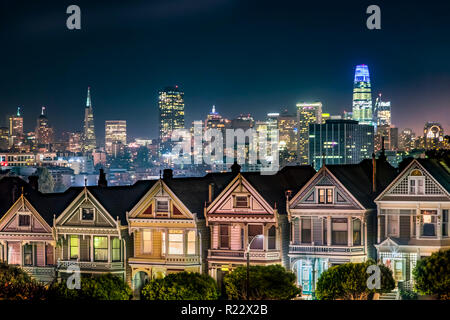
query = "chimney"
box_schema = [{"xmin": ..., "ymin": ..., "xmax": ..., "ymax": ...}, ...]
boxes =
[
  {"xmin": 372, "ymin": 153, "xmax": 377, "ymax": 193},
  {"xmin": 163, "ymin": 169, "xmax": 173, "ymax": 180},
  {"xmin": 208, "ymin": 183, "xmax": 215, "ymax": 203},
  {"xmin": 28, "ymin": 175, "xmax": 39, "ymax": 191},
  {"xmin": 98, "ymin": 168, "xmax": 107, "ymax": 187},
  {"xmin": 231, "ymin": 161, "xmax": 241, "ymax": 174}
]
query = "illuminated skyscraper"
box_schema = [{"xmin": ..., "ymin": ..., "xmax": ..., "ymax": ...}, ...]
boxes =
[
  {"xmin": 105, "ymin": 120, "xmax": 127, "ymax": 156},
  {"xmin": 374, "ymin": 93, "xmax": 391, "ymax": 127},
  {"xmin": 399, "ymin": 128, "xmax": 416, "ymax": 152},
  {"xmin": 309, "ymin": 119, "xmax": 374, "ymax": 170},
  {"xmin": 82, "ymin": 87, "xmax": 97, "ymax": 153},
  {"xmin": 159, "ymin": 86, "xmax": 185, "ymax": 142},
  {"xmin": 35, "ymin": 106, "xmax": 54, "ymax": 146},
  {"xmin": 352, "ymin": 64, "xmax": 374, "ymax": 126},
  {"xmin": 424, "ymin": 122, "xmax": 444, "ymax": 150},
  {"xmin": 297, "ymin": 102, "xmax": 322, "ymax": 165},
  {"xmin": 9, "ymin": 107, "xmax": 24, "ymax": 148}
]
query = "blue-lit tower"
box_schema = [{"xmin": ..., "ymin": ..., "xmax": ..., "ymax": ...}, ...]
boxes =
[{"xmin": 352, "ymin": 64, "xmax": 374, "ymax": 126}]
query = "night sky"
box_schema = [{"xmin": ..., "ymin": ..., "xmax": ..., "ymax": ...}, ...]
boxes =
[{"xmin": 1, "ymin": 0, "xmax": 449, "ymax": 143}]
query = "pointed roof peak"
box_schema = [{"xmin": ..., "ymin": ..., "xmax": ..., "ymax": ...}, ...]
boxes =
[
  {"xmin": 86, "ymin": 86, "xmax": 92, "ymax": 108},
  {"xmin": 16, "ymin": 107, "xmax": 21, "ymax": 117}
]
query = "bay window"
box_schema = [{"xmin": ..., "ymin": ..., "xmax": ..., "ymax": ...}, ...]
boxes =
[
  {"xmin": 219, "ymin": 225, "xmax": 230, "ymax": 249},
  {"xmin": 23, "ymin": 244, "xmax": 33, "ymax": 266},
  {"xmin": 187, "ymin": 230, "xmax": 196, "ymax": 255},
  {"xmin": 142, "ymin": 230, "xmax": 152, "ymax": 254},
  {"xmin": 443, "ymin": 210, "xmax": 449, "ymax": 237},
  {"xmin": 94, "ymin": 236, "xmax": 108, "ymax": 262},
  {"xmin": 248, "ymin": 225, "xmax": 263, "ymax": 250},
  {"xmin": 421, "ymin": 210, "xmax": 437, "ymax": 237},
  {"xmin": 268, "ymin": 226, "xmax": 276, "ymax": 249},
  {"xmin": 387, "ymin": 215, "xmax": 399, "ymax": 237},
  {"xmin": 332, "ymin": 218, "xmax": 347, "ymax": 245},
  {"xmin": 301, "ymin": 218, "xmax": 312, "ymax": 243},
  {"xmin": 168, "ymin": 230, "xmax": 184, "ymax": 255},
  {"xmin": 70, "ymin": 235, "xmax": 79, "ymax": 260},
  {"xmin": 111, "ymin": 237, "xmax": 121, "ymax": 262},
  {"xmin": 353, "ymin": 219, "xmax": 361, "ymax": 245}
]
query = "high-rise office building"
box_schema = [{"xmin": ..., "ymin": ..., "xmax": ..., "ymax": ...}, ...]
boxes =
[
  {"xmin": 375, "ymin": 125, "xmax": 398, "ymax": 152},
  {"xmin": 399, "ymin": 128, "xmax": 416, "ymax": 152},
  {"xmin": 68, "ymin": 132, "xmax": 82, "ymax": 153},
  {"xmin": 9, "ymin": 107, "xmax": 24, "ymax": 148},
  {"xmin": 374, "ymin": 93, "xmax": 391, "ymax": 128},
  {"xmin": 0, "ymin": 127, "xmax": 8, "ymax": 150},
  {"xmin": 105, "ymin": 120, "xmax": 127, "ymax": 156},
  {"xmin": 35, "ymin": 106, "xmax": 54, "ymax": 146},
  {"xmin": 82, "ymin": 87, "xmax": 97, "ymax": 153},
  {"xmin": 352, "ymin": 64, "xmax": 374, "ymax": 126},
  {"xmin": 159, "ymin": 86, "xmax": 185, "ymax": 142},
  {"xmin": 424, "ymin": 122, "xmax": 444, "ymax": 150},
  {"xmin": 297, "ymin": 102, "xmax": 322, "ymax": 165},
  {"xmin": 309, "ymin": 119, "xmax": 374, "ymax": 171}
]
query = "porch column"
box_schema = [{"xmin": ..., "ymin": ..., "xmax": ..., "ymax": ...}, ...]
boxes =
[
  {"xmin": 437, "ymin": 207, "xmax": 442, "ymax": 240},
  {"xmin": 377, "ymin": 215, "xmax": 381, "ymax": 243},
  {"xmin": 90, "ymin": 235, "xmax": 94, "ymax": 262},
  {"xmin": 347, "ymin": 217, "xmax": 352, "ymax": 247},
  {"xmin": 298, "ymin": 218, "xmax": 302, "ymax": 244},
  {"xmin": 415, "ymin": 207, "xmax": 420, "ymax": 239},
  {"xmin": 107, "ymin": 235, "xmax": 111, "ymax": 263},
  {"xmin": 327, "ymin": 216, "xmax": 331, "ymax": 246}
]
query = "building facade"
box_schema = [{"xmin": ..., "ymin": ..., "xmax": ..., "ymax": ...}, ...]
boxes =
[
  {"xmin": 309, "ymin": 119, "xmax": 374, "ymax": 171},
  {"xmin": 159, "ymin": 86, "xmax": 185, "ymax": 142},
  {"xmin": 105, "ymin": 120, "xmax": 127, "ymax": 156},
  {"xmin": 82, "ymin": 87, "xmax": 97, "ymax": 153},
  {"xmin": 297, "ymin": 102, "xmax": 322, "ymax": 165},
  {"xmin": 375, "ymin": 158, "xmax": 450, "ymax": 290},
  {"xmin": 287, "ymin": 157, "xmax": 396, "ymax": 297},
  {"xmin": 352, "ymin": 64, "xmax": 374, "ymax": 126}
]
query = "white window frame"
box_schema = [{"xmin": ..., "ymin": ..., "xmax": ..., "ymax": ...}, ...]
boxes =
[
  {"xmin": 79, "ymin": 207, "xmax": 95, "ymax": 222},
  {"xmin": 142, "ymin": 230, "xmax": 152, "ymax": 254},
  {"xmin": 69, "ymin": 235, "xmax": 80, "ymax": 260},
  {"xmin": 168, "ymin": 230, "xmax": 184, "ymax": 255},
  {"xmin": 408, "ymin": 176, "xmax": 425, "ymax": 195},
  {"xmin": 17, "ymin": 213, "xmax": 31, "ymax": 230},
  {"xmin": 386, "ymin": 214, "xmax": 400, "ymax": 238},
  {"xmin": 234, "ymin": 195, "xmax": 249, "ymax": 208},
  {"xmin": 317, "ymin": 187, "xmax": 334, "ymax": 204},
  {"xmin": 155, "ymin": 198, "xmax": 170, "ymax": 216},
  {"xmin": 187, "ymin": 230, "xmax": 196, "ymax": 255},
  {"xmin": 420, "ymin": 210, "xmax": 438, "ymax": 238}
]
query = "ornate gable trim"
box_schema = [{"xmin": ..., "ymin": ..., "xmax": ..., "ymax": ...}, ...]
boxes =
[
  {"xmin": 289, "ymin": 166, "xmax": 365, "ymax": 210},
  {"xmin": 55, "ymin": 188, "xmax": 117, "ymax": 228},
  {"xmin": 0, "ymin": 195, "xmax": 52, "ymax": 233},
  {"xmin": 127, "ymin": 180, "xmax": 194, "ymax": 220},
  {"xmin": 206, "ymin": 174, "xmax": 274, "ymax": 216}
]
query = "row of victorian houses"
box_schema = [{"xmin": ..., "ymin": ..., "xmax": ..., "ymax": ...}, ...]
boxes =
[{"xmin": 0, "ymin": 153, "xmax": 449, "ymax": 298}]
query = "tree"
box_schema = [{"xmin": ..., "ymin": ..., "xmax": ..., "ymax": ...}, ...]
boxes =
[
  {"xmin": 36, "ymin": 167, "xmax": 54, "ymax": 193},
  {"xmin": 413, "ymin": 249, "xmax": 450, "ymax": 299},
  {"xmin": 223, "ymin": 265, "xmax": 301, "ymax": 300},
  {"xmin": 47, "ymin": 273, "xmax": 133, "ymax": 300},
  {"xmin": 316, "ymin": 260, "xmax": 395, "ymax": 300},
  {"xmin": 0, "ymin": 263, "xmax": 48, "ymax": 300},
  {"xmin": 141, "ymin": 272, "xmax": 219, "ymax": 300}
]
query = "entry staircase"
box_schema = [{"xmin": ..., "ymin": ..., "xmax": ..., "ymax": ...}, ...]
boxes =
[{"xmin": 379, "ymin": 290, "xmax": 399, "ymax": 300}]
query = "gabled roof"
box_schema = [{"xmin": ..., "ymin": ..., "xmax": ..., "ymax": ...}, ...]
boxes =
[
  {"xmin": 326, "ymin": 158, "xmax": 398, "ymax": 209},
  {"xmin": 375, "ymin": 158, "xmax": 450, "ymax": 201},
  {"xmin": 416, "ymin": 158, "xmax": 450, "ymax": 194}
]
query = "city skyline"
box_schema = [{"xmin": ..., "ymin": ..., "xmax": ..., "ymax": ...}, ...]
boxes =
[{"xmin": 1, "ymin": 0, "xmax": 449, "ymax": 140}]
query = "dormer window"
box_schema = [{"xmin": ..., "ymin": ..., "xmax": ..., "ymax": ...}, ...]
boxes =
[
  {"xmin": 18, "ymin": 214, "xmax": 30, "ymax": 227},
  {"xmin": 81, "ymin": 208, "xmax": 94, "ymax": 221},
  {"xmin": 235, "ymin": 196, "xmax": 249, "ymax": 208},
  {"xmin": 408, "ymin": 170, "xmax": 425, "ymax": 195},
  {"xmin": 318, "ymin": 188, "xmax": 333, "ymax": 204},
  {"xmin": 156, "ymin": 200, "xmax": 169, "ymax": 217}
]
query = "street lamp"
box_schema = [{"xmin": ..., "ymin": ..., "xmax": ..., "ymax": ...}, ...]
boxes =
[{"xmin": 246, "ymin": 234, "xmax": 264, "ymax": 300}]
